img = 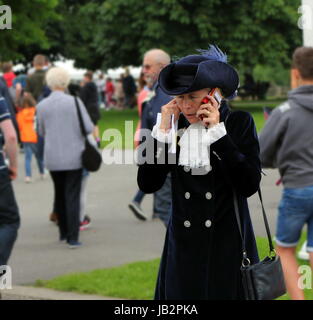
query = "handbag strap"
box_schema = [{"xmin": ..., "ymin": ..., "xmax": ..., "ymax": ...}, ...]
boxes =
[
  {"xmin": 74, "ymin": 96, "xmax": 87, "ymax": 138},
  {"xmin": 233, "ymin": 188, "xmax": 275, "ymax": 266},
  {"xmin": 233, "ymin": 191, "xmax": 250, "ymax": 266},
  {"xmin": 257, "ymin": 188, "xmax": 275, "ymax": 253}
]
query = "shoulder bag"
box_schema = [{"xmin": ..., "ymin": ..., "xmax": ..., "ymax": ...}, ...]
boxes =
[
  {"xmin": 233, "ymin": 189, "xmax": 286, "ymax": 300},
  {"xmin": 74, "ymin": 96, "xmax": 102, "ymax": 172}
]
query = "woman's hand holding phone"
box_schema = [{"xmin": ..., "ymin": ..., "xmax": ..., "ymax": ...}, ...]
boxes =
[
  {"xmin": 197, "ymin": 95, "xmax": 220, "ymax": 128},
  {"xmin": 160, "ymin": 98, "xmax": 181, "ymax": 132}
]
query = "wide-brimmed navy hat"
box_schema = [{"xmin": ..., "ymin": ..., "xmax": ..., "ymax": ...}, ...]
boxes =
[{"xmin": 158, "ymin": 45, "xmax": 239, "ymax": 99}]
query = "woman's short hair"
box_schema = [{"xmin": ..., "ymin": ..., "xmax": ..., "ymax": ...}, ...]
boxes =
[{"xmin": 46, "ymin": 67, "xmax": 71, "ymax": 90}]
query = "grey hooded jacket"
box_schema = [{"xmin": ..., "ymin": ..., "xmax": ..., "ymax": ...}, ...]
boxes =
[{"xmin": 259, "ymin": 85, "xmax": 313, "ymax": 188}]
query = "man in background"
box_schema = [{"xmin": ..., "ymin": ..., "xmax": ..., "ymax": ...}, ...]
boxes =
[
  {"xmin": 129, "ymin": 49, "xmax": 172, "ymax": 227},
  {"xmin": 25, "ymin": 55, "xmax": 47, "ymax": 102}
]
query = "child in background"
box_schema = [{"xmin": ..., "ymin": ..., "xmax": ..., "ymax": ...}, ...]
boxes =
[{"xmin": 16, "ymin": 94, "xmax": 44, "ymax": 183}]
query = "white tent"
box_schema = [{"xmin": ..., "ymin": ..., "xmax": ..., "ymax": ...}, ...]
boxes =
[
  {"xmin": 54, "ymin": 60, "xmax": 141, "ymax": 82},
  {"xmin": 301, "ymin": 0, "xmax": 313, "ymax": 46}
]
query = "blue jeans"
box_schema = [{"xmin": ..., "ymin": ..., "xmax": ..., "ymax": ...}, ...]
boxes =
[
  {"xmin": 133, "ymin": 190, "xmax": 145, "ymax": 204},
  {"xmin": 23, "ymin": 142, "xmax": 44, "ymax": 177},
  {"xmin": 153, "ymin": 173, "xmax": 172, "ymax": 227},
  {"xmin": 276, "ymin": 185, "xmax": 313, "ymax": 251}
]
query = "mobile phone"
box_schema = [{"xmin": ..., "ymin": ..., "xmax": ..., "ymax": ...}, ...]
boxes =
[
  {"xmin": 201, "ymin": 88, "xmax": 222, "ymax": 104},
  {"xmin": 199, "ymin": 88, "xmax": 222, "ymax": 121}
]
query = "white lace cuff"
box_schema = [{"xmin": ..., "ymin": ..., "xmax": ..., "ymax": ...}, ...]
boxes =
[
  {"xmin": 151, "ymin": 113, "xmax": 178, "ymax": 153},
  {"xmin": 207, "ymin": 122, "xmax": 226, "ymax": 144}
]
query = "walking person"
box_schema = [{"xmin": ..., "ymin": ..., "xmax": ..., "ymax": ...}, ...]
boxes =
[
  {"xmin": 95, "ymin": 73, "xmax": 106, "ymax": 108},
  {"xmin": 36, "ymin": 67, "xmax": 94, "ymax": 248},
  {"xmin": 25, "ymin": 55, "xmax": 47, "ymax": 102},
  {"xmin": 115, "ymin": 77, "xmax": 125, "ymax": 110},
  {"xmin": 0, "ymin": 95, "xmax": 20, "ymax": 269},
  {"xmin": 80, "ymin": 71, "xmax": 101, "ymax": 146},
  {"xmin": 138, "ymin": 45, "xmax": 261, "ymax": 299},
  {"xmin": 259, "ymin": 46, "xmax": 313, "ymax": 300},
  {"xmin": 2, "ymin": 62, "xmax": 16, "ymax": 101},
  {"xmin": 138, "ymin": 49, "xmax": 172, "ymax": 226},
  {"xmin": 122, "ymin": 68, "xmax": 137, "ymax": 109},
  {"xmin": 105, "ymin": 77, "xmax": 115, "ymax": 110},
  {"xmin": 128, "ymin": 71, "xmax": 149, "ymax": 220},
  {"xmin": 16, "ymin": 94, "xmax": 44, "ymax": 183}
]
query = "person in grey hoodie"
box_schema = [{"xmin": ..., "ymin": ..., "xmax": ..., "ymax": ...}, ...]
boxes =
[
  {"xmin": 37, "ymin": 67, "xmax": 94, "ymax": 249},
  {"xmin": 259, "ymin": 47, "xmax": 313, "ymax": 300}
]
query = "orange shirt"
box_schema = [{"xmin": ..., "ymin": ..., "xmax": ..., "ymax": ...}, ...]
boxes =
[{"xmin": 16, "ymin": 107, "xmax": 38, "ymax": 143}]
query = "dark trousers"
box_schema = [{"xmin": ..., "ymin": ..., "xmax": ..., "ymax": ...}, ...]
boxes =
[
  {"xmin": 0, "ymin": 223, "xmax": 19, "ymax": 266},
  {"xmin": 50, "ymin": 169, "xmax": 83, "ymax": 242},
  {"xmin": 36, "ymin": 135, "xmax": 45, "ymax": 167},
  {"xmin": 0, "ymin": 170, "xmax": 20, "ymax": 266}
]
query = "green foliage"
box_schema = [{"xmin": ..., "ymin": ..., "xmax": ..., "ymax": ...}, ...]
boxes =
[
  {"xmin": 87, "ymin": 0, "xmax": 302, "ymax": 71},
  {"xmin": 253, "ymin": 64, "xmax": 290, "ymax": 87},
  {"xmin": 1, "ymin": 0, "xmax": 303, "ymax": 81},
  {"xmin": 0, "ymin": 0, "xmax": 59, "ymax": 61}
]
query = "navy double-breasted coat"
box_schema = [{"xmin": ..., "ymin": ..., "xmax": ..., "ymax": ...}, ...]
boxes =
[{"xmin": 137, "ymin": 102, "xmax": 261, "ymax": 300}]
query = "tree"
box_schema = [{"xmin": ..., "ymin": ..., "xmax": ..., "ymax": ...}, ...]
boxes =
[
  {"xmin": 0, "ymin": 0, "xmax": 59, "ymax": 62},
  {"xmin": 2, "ymin": 0, "xmax": 303, "ymax": 85},
  {"xmin": 87, "ymin": 0, "xmax": 302, "ymax": 73}
]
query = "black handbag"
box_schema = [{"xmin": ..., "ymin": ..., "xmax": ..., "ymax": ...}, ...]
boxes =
[
  {"xmin": 74, "ymin": 96, "xmax": 102, "ymax": 172},
  {"xmin": 233, "ymin": 189, "xmax": 286, "ymax": 300}
]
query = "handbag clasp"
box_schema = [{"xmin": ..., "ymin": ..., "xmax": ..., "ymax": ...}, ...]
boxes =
[{"xmin": 242, "ymin": 251, "xmax": 251, "ymax": 267}]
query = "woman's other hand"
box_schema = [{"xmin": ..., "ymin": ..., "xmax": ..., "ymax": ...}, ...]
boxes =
[{"xmin": 160, "ymin": 99, "xmax": 181, "ymax": 132}]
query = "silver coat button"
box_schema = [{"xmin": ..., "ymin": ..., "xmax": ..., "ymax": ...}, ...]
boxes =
[
  {"xmin": 184, "ymin": 220, "xmax": 191, "ymax": 228},
  {"xmin": 185, "ymin": 192, "xmax": 191, "ymax": 199},
  {"xmin": 205, "ymin": 220, "xmax": 212, "ymax": 228},
  {"xmin": 156, "ymin": 147, "xmax": 162, "ymax": 159},
  {"xmin": 205, "ymin": 192, "xmax": 212, "ymax": 200}
]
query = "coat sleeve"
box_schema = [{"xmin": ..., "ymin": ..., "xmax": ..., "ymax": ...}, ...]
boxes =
[
  {"xmin": 258, "ymin": 105, "xmax": 289, "ymax": 168},
  {"xmin": 140, "ymin": 101, "xmax": 151, "ymax": 131},
  {"xmin": 211, "ymin": 111, "xmax": 261, "ymax": 198},
  {"xmin": 137, "ymin": 132, "xmax": 173, "ymax": 194}
]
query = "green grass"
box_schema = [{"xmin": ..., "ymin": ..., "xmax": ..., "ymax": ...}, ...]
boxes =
[
  {"xmin": 98, "ymin": 109, "xmax": 139, "ymax": 149},
  {"xmin": 97, "ymin": 99, "xmax": 286, "ymax": 150},
  {"xmin": 35, "ymin": 259, "xmax": 159, "ymax": 300},
  {"xmin": 35, "ymin": 235, "xmax": 312, "ymax": 300},
  {"xmin": 231, "ymin": 99, "xmax": 285, "ymax": 133}
]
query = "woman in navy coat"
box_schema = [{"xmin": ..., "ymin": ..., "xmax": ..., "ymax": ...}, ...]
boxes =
[{"xmin": 137, "ymin": 45, "xmax": 261, "ymax": 300}]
